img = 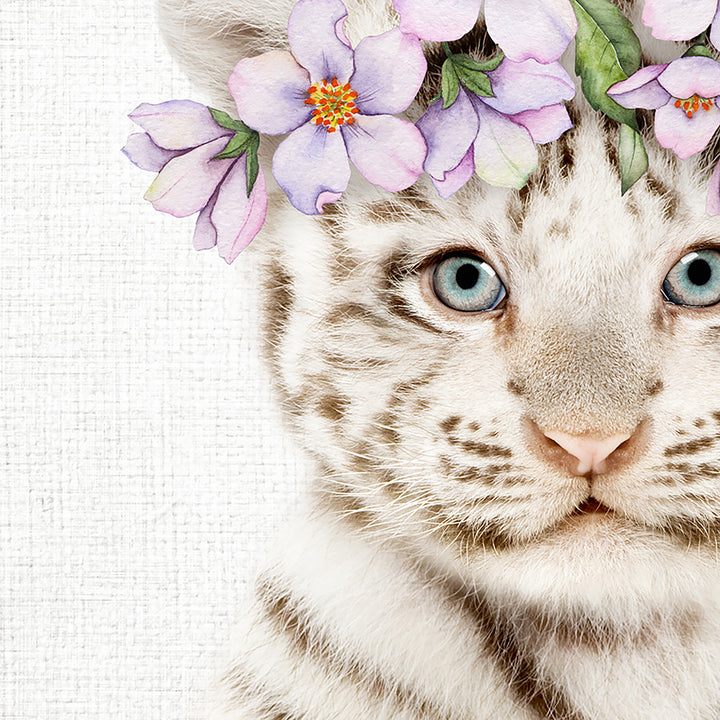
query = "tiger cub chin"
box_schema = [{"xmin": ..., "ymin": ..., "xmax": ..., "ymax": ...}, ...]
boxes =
[{"xmin": 158, "ymin": 0, "xmax": 720, "ymax": 717}]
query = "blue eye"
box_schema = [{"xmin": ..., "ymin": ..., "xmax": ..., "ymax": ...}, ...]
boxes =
[
  {"xmin": 432, "ymin": 254, "xmax": 506, "ymax": 312},
  {"xmin": 663, "ymin": 249, "xmax": 720, "ymax": 307}
]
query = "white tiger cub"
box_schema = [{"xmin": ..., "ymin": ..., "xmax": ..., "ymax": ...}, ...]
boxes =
[{"xmin": 159, "ymin": 0, "xmax": 720, "ymax": 717}]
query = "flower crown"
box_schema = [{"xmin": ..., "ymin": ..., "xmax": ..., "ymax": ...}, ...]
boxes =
[{"xmin": 124, "ymin": 0, "xmax": 720, "ymax": 264}]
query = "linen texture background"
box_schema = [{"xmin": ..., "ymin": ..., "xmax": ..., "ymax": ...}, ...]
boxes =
[{"xmin": 1, "ymin": 1, "xmax": 305, "ymax": 717}]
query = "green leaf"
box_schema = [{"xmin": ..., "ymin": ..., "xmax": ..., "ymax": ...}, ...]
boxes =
[
  {"xmin": 618, "ymin": 124, "xmax": 648, "ymax": 194},
  {"xmin": 441, "ymin": 58, "xmax": 460, "ymax": 108},
  {"xmin": 451, "ymin": 52, "xmax": 504, "ymax": 74},
  {"xmin": 245, "ymin": 136, "xmax": 260, "ymax": 197},
  {"xmin": 208, "ymin": 107, "xmax": 254, "ymax": 134},
  {"xmin": 571, "ymin": 0, "xmax": 642, "ymax": 129},
  {"xmin": 213, "ymin": 131, "xmax": 255, "ymax": 160},
  {"xmin": 455, "ymin": 66, "xmax": 493, "ymax": 97},
  {"xmin": 684, "ymin": 44, "xmax": 714, "ymax": 58},
  {"xmin": 443, "ymin": 54, "xmax": 496, "ymax": 98}
]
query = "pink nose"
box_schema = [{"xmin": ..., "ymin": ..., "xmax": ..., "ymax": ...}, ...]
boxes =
[{"xmin": 543, "ymin": 430, "xmax": 632, "ymax": 475}]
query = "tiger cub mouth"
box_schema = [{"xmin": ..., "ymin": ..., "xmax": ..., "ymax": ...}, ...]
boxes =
[{"xmin": 571, "ymin": 498, "xmax": 614, "ymax": 517}]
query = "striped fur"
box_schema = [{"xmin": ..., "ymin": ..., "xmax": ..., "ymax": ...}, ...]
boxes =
[{"xmin": 159, "ymin": 1, "xmax": 720, "ymax": 717}]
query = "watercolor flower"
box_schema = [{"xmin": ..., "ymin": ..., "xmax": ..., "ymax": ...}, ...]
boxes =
[
  {"xmin": 123, "ymin": 100, "xmax": 267, "ymax": 264},
  {"xmin": 417, "ymin": 58, "xmax": 575, "ymax": 195},
  {"xmin": 608, "ymin": 57, "xmax": 720, "ymax": 160},
  {"xmin": 642, "ymin": 0, "xmax": 720, "ymax": 48},
  {"xmin": 392, "ymin": 0, "xmax": 577, "ymax": 63},
  {"xmin": 228, "ymin": 0, "xmax": 428, "ymax": 215}
]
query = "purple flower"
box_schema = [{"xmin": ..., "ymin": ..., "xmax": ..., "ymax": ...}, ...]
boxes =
[
  {"xmin": 416, "ymin": 58, "xmax": 575, "ymax": 195},
  {"xmin": 393, "ymin": 0, "xmax": 577, "ymax": 63},
  {"xmin": 228, "ymin": 0, "xmax": 428, "ymax": 215},
  {"xmin": 123, "ymin": 100, "xmax": 267, "ymax": 264},
  {"xmin": 642, "ymin": 0, "xmax": 720, "ymax": 48},
  {"xmin": 608, "ymin": 57, "xmax": 720, "ymax": 160}
]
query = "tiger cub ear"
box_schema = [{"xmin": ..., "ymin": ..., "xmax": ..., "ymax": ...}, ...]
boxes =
[{"xmin": 156, "ymin": 0, "xmax": 295, "ymax": 109}]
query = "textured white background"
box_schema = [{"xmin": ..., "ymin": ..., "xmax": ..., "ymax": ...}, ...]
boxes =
[{"xmin": 1, "ymin": 2, "xmax": 305, "ymax": 718}]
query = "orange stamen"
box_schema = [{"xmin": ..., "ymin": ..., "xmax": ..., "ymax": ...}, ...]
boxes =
[
  {"xmin": 675, "ymin": 93, "xmax": 714, "ymax": 118},
  {"xmin": 305, "ymin": 78, "xmax": 360, "ymax": 133}
]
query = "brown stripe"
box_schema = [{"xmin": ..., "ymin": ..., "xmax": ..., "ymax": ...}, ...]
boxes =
[
  {"xmin": 447, "ymin": 433, "xmax": 513, "ymax": 459},
  {"xmin": 439, "ymin": 455, "xmax": 515, "ymax": 484},
  {"xmin": 440, "ymin": 416, "xmax": 462, "ymax": 434},
  {"xmin": 220, "ymin": 665, "xmax": 305, "ymax": 720},
  {"xmin": 644, "ymin": 172, "xmax": 681, "ymax": 221},
  {"xmin": 323, "ymin": 301, "xmax": 394, "ymax": 332},
  {"xmin": 664, "ymin": 436, "xmax": 716, "ymax": 457},
  {"xmin": 431, "ymin": 512, "xmax": 517, "ymax": 553},
  {"xmin": 316, "ymin": 392, "xmax": 351, "ymax": 421},
  {"xmin": 655, "ymin": 513, "xmax": 720, "ymax": 546},
  {"xmin": 663, "ymin": 461, "xmax": 720, "ymax": 484},
  {"xmin": 262, "ymin": 264, "xmax": 294, "ymax": 370},
  {"xmin": 385, "ymin": 290, "xmax": 448, "ymax": 335},
  {"xmin": 394, "ymin": 185, "xmax": 439, "ymax": 213},
  {"xmin": 420, "ymin": 567, "xmax": 590, "ymax": 720},
  {"xmin": 255, "ymin": 575, "xmax": 471, "ymax": 720},
  {"xmin": 363, "ymin": 199, "xmax": 407, "ymax": 224},
  {"xmin": 321, "ymin": 351, "xmax": 392, "ymax": 371}
]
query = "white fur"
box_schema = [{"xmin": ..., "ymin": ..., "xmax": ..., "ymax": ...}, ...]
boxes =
[{"xmin": 158, "ymin": 1, "xmax": 720, "ymax": 717}]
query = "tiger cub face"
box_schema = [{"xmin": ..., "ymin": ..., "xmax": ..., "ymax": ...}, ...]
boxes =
[
  {"xmin": 159, "ymin": 0, "xmax": 720, "ymax": 618},
  {"xmin": 263, "ymin": 110, "xmax": 720, "ymax": 611}
]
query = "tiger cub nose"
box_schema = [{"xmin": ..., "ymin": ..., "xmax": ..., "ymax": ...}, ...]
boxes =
[{"xmin": 543, "ymin": 430, "xmax": 632, "ymax": 475}]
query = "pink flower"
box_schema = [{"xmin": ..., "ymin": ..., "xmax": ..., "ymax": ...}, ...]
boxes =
[
  {"xmin": 393, "ymin": 0, "xmax": 577, "ymax": 63},
  {"xmin": 416, "ymin": 58, "xmax": 575, "ymax": 194},
  {"xmin": 228, "ymin": 0, "xmax": 428, "ymax": 215},
  {"xmin": 642, "ymin": 0, "xmax": 720, "ymax": 48},
  {"xmin": 608, "ymin": 57, "xmax": 720, "ymax": 160},
  {"xmin": 123, "ymin": 100, "xmax": 267, "ymax": 264}
]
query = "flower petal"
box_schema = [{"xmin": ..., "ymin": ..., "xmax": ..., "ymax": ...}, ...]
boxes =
[
  {"xmin": 122, "ymin": 132, "xmax": 183, "ymax": 172},
  {"xmin": 657, "ymin": 56, "xmax": 720, "ymax": 99},
  {"xmin": 128, "ymin": 100, "xmax": 231, "ymax": 151},
  {"xmin": 607, "ymin": 64, "xmax": 671, "ymax": 109},
  {"xmin": 432, "ymin": 148, "xmax": 475, "ymax": 198},
  {"xmin": 343, "ymin": 114, "xmax": 427, "ymax": 191},
  {"xmin": 212, "ymin": 161, "xmax": 268, "ymax": 263},
  {"xmin": 482, "ymin": 59, "xmax": 575, "ymax": 115},
  {"xmin": 711, "ymin": 5, "xmax": 720, "ymax": 51},
  {"xmin": 351, "ymin": 29, "xmax": 427, "ymax": 115},
  {"xmin": 415, "ymin": 90, "xmax": 479, "ymax": 181},
  {"xmin": 485, "ymin": 0, "xmax": 577, "ymax": 63},
  {"xmin": 229, "ymin": 50, "xmax": 312, "ymax": 135},
  {"xmin": 642, "ymin": 0, "xmax": 716, "ymax": 41},
  {"xmin": 193, "ymin": 188, "xmax": 219, "ymax": 251},
  {"xmin": 654, "ymin": 101, "xmax": 720, "ymax": 159},
  {"xmin": 272, "ymin": 122, "xmax": 351, "ymax": 215},
  {"xmin": 508, "ymin": 104, "xmax": 572, "ymax": 144},
  {"xmin": 287, "ymin": 0, "xmax": 354, "ymax": 82},
  {"xmin": 472, "ymin": 101, "xmax": 538, "ymax": 189},
  {"xmin": 393, "ymin": 0, "xmax": 482, "ymax": 41},
  {"xmin": 707, "ymin": 160, "xmax": 720, "ymax": 215},
  {"xmin": 144, "ymin": 137, "xmax": 234, "ymax": 217}
]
